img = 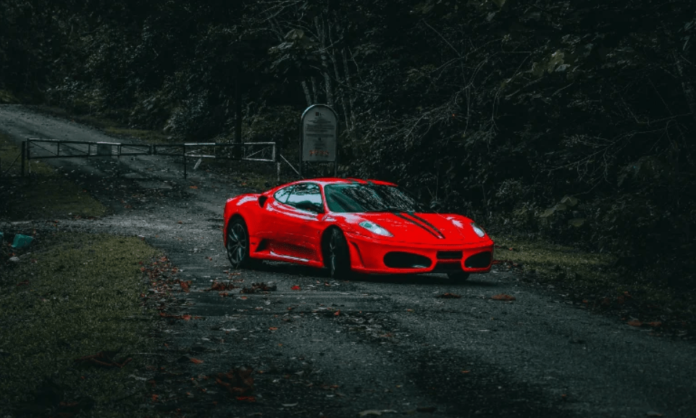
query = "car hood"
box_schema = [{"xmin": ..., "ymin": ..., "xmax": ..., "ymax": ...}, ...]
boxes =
[{"xmin": 335, "ymin": 212, "xmax": 489, "ymax": 245}]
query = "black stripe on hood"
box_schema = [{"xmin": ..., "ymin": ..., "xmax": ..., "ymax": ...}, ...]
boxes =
[
  {"xmin": 406, "ymin": 212, "xmax": 446, "ymax": 239},
  {"xmin": 391, "ymin": 212, "xmax": 443, "ymax": 240}
]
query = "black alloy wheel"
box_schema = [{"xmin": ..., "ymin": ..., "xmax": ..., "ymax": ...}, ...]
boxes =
[
  {"xmin": 327, "ymin": 228, "xmax": 351, "ymax": 279},
  {"xmin": 447, "ymin": 271, "xmax": 470, "ymax": 281},
  {"xmin": 227, "ymin": 218, "xmax": 251, "ymax": 269}
]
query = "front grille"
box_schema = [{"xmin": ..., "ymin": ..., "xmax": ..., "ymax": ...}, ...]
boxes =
[
  {"xmin": 465, "ymin": 251, "xmax": 492, "ymax": 268},
  {"xmin": 383, "ymin": 252, "xmax": 432, "ymax": 269},
  {"xmin": 437, "ymin": 251, "xmax": 463, "ymax": 260}
]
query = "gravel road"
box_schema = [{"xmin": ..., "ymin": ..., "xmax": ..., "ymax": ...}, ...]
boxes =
[{"xmin": 1, "ymin": 105, "xmax": 695, "ymax": 418}]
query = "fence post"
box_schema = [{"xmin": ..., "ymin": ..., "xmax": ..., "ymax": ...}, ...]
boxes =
[
  {"xmin": 21, "ymin": 141, "xmax": 26, "ymax": 177},
  {"xmin": 183, "ymin": 145, "xmax": 187, "ymax": 179}
]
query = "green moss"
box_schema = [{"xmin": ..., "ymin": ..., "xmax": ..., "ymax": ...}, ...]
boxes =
[
  {"xmin": 0, "ymin": 232, "xmax": 159, "ymax": 416},
  {"xmin": 0, "ymin": 133, "xmax": 107, "ymax": 220},
  {"xmin": 0, "ymin": 90, "xmax": 18, "ymax": 104},
  {"xmin": 492, "ymin": 235, "xmax": 695, "ymax": 321}
]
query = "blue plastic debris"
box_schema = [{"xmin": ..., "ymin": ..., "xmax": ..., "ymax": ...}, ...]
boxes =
[{"xmin": 12, "ymin": 234, "xmax": 33, "ymax": 249}]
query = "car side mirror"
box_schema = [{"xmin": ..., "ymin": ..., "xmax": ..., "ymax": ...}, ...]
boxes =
[{"xmin": 258, "ymin": 196, "xmax": 268, "ymax": 208}]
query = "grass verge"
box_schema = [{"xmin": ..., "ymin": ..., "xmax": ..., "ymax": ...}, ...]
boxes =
[
  {"xmin": 0, "ymin": 90, "xmax": 19, "ymax": 104},
  {"xmin": 492, "ymin": 235, "xmax": 695, "ymax": 339},
  {"xmin": 0, "ymin": 231, "xmax": 159, "ymax": 417},
  {"xmin": 0, "ymin": 132, "xmax": 107, "ymax": 220}
]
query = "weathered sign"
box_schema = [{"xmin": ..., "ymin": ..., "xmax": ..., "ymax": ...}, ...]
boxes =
[{"xmin": 300, "ymin": 105, "xmax": 337, "ymax": 163}]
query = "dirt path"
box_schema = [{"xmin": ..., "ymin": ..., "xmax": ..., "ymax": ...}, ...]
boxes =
[{"xmin": 1, "ymin": 104, "xmax": 695, "ymax": 417}]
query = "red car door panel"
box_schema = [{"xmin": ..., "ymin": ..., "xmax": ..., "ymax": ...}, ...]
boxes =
[{"xmin": 270, "ymin": 183, "xmax": 325, "ymax": 261}]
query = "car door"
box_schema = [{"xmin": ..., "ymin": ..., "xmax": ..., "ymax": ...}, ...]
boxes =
[
  {"xmin": 257, "ymin": 185, "xmax": 294, "ymax": 250},
  {"xmin": 273, "ymin": 183, "xmax": 326, "ymax": 261}
]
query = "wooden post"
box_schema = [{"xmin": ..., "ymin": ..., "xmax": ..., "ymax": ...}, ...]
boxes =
[
  {"xmin": 234, "ymin": 64, "xmax": 242, "ymax": 160},
  {"xmin": 298, "ymin": 119, "xmax": 303, "ymax": 177},
  {"xmin": 21, "ymin": 141, "xmax": 26, "ymax": 177}
]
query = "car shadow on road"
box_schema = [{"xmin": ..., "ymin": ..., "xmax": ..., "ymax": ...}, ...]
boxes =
[
  {"xmin": 355, "ymin": 273, "xmax": 500, "ymax": 287},
  {"xmin": 248, "ymin": 261, "xmax": 499, "ymax": 287}
]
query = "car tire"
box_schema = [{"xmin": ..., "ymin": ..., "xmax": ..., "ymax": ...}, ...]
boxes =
[
  {"xmin": 447, "ymin": 272, "xmax": 470, "ymax": 281},
  {"xmin": 226, "ymin": 218, "xmax": 253, "ymax": 269},
  {"xmin": 326, "ymin": 228, "xmax": 351, "ymax": 279}
]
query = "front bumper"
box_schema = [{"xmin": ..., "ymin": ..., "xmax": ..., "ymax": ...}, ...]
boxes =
[{"xmin": 345, "ymin": 232, "xmax": 494, "ymax": 275}]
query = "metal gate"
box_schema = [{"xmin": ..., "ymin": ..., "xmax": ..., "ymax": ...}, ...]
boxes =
[{"xmin": 22, "ymin": 138, "xmax": 279, "ymax": 179}]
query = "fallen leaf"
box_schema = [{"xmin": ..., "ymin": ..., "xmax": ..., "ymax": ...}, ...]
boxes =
[
  {"xmin": 334, "ymin": 310, "xmax": 340, "ymax": 316},
  {"xmin": 182, "ymin": 315, "xmax": 192, "ymax": 321},
  {"xmin": 191, "ymin": 358, "xmax": 204, "ymax": 364},
  {"xmin": 190, "ymin": 185, "xmax": 198, "ymax": 189},
  {"xmin": 437, "ymin": 293, "xmax": 461, "ymax": 299},
  {"xmin": 178, "ymin": 280, "xmax": 191, "ymax": 293},
  {"xmin": 269, "ymin": 327, "xmax": 278, "ymax": 331},
  {"xmin": 461, "ymin": 370, "xmax": 470, "ymax": 374},
  {"xmin": 291, "ymin": 285, "xmax": 301, "ymax": 291},
  {"xmin": 216, "ymin": 367, "xmax": 255, "ymax": 396},
  {"xmin": 236, "ymin": 396, "xmax": 255, "ymax": 402},
  {"xmin": 646, "ymin": 412, "xmax": 663, "ymax": 417},
  {"xmin": 627, "ymin": 320, "xmax": 642, "ymax": 327},
  {"xmin": 647, "ymin": 321, "xmax": 662, "ymax": 327},
  {"xmin": 491, "ymin": 294, "xmax": 516, "ymax": 301},
  {"xmin": 151, "ymin": 394, "xmax": 159, "ymax": 402},
  {"xmin": 208, "ymin": 281, "xmax": 236, "ymax": 291},
  {"xmin": 240, "ymin": 296, "xmax": 248, "ymax": 300}
]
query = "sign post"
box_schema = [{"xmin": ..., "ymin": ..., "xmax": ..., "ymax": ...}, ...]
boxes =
[{"xmin": 299, "ymin": 104, "xmax": 338, "ymax": 177}]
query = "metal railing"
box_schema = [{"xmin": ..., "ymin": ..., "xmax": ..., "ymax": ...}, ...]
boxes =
[{"xmin": 22, "ymin": 138, "xmax": 279, "ymax": 179}]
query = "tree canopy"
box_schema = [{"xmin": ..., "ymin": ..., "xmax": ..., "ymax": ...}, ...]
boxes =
[{"xmin": 2, "ymin": 0, "xmax": 695, "ymax": 285}]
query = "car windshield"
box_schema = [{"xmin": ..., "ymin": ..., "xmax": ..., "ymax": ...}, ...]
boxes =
[{"xmin": 324, "ymin": 183, "xmax": 420, "ymax": 213}]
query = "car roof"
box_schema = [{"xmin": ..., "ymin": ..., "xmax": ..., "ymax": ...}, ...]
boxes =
[
  {"xmin": 268, "ymin": 178, "xmax": 398, "ymax": 192},
  {"xmin": 293, "ymin": 177, "xmax": 398, "ymax": 187}
]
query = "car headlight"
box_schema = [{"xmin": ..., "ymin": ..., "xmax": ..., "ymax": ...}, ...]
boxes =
[
  {"xmin": 471, "ymin": 222, "xmax": 486, "ymax": 238},
  {"xmin": 359, "ymin": 221, "xmax": 393, "ymax": 237}
]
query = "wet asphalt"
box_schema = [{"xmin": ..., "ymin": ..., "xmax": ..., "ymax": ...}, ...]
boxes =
[{"xmin": 1, "ymin": 105, "xmax": 695, "ymax": 418}]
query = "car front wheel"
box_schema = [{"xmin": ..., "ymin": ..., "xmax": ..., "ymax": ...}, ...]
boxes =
[{"xmin": 326, "ymin": 228, "xmax": 351, "ymax": 279}]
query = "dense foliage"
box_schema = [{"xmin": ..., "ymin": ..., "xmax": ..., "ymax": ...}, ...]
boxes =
[{"xmin": 2, "ymin": 0, "xmax": 696, "ymax": 286}]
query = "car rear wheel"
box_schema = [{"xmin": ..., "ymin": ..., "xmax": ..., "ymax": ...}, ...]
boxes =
[
  {"xmin": 326, "ymin": 229, "xmax": 351, "ymax": 279},
  {"xmin": 447, "ymin": 272, "xmax": 470, "ymax": 281},
  {"xmin": 227, "ymin": 218, "xmax": 252, "ymax": 269}
]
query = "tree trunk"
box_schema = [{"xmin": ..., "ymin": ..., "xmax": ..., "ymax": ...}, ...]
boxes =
[
  {"xmin": 674, "ymin": 52, "xmax": 696, "ymax": 126},
  {"xmin": 302, "ymin": 81, "xmax": 313, "ymax": 106},
  {"xmin": 316, "ymin": 16, "xmax": 333, "ymax": 106},
  {"xmin": 311, "ymin": 76, "xmax": 319, "ymax": 103},
  {"xmin": 342, "ymin": 48, "xmax": 356, "ymax": 131}
]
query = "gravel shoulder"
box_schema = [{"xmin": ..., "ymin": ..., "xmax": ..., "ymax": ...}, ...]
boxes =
[{"xmin": 1, "ymin": 104, "xmax": 695, "ymax": 418}]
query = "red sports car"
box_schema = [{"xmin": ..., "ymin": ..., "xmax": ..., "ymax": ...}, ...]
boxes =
[{"xmin": 222, "ymin": 178, "xmax": 494, "ymax": 280}]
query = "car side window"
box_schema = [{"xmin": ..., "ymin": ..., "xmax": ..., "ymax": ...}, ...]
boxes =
[
  {"xmin": 274, "ymin": 186, "xmax": 294, "ymax": 203},
  {"xmin": 286, "ymin": 183, "xmax": 324, "ymax": 213}
]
